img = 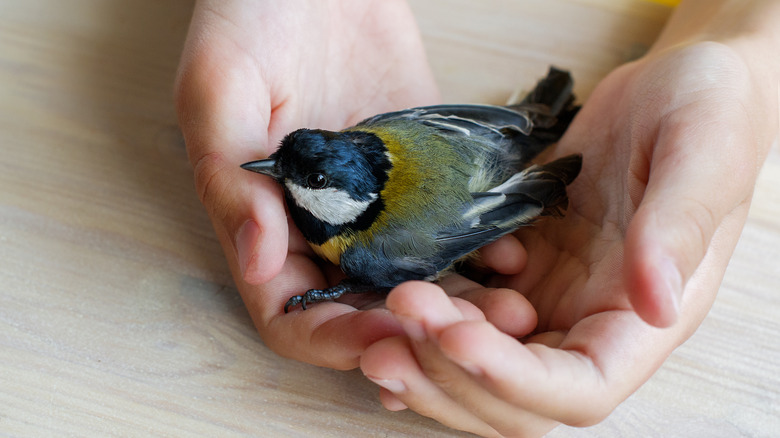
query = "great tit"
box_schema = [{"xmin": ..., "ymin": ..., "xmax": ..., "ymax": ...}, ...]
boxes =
[{"xmin": 242, "ymin": 67, "xmax": 582, "ymax": 312}]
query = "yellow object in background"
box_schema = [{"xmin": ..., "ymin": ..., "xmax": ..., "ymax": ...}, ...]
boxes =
[{"xmin": 646, "ymin": 0, "xmax": 680, "ymax": 6}]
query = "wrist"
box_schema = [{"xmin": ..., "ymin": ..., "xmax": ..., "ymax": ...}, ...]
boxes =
[
  {"xmin": 650, "ymin": 0, "xmax": 780, "ymax": 75},
  {"xmin": 648, "ymin": 0, "xmax": 780, "ymax": 148},
  {"xmin": 638, "ymin": 0, "xmax": 780, "ymax": 169}
]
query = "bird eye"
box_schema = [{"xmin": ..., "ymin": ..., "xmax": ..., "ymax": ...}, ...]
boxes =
[{"xmin": 306, "ymin": 173, "xmax": 328, "ymax": 189}]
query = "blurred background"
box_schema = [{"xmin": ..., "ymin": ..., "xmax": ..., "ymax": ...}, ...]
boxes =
[{"xmin": 1, "ymin": 1, "xmax": 778, "ymax": 436}]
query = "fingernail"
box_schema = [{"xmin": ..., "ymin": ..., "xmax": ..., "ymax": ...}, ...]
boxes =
[
  {"xmin": 365, "ymin": 376, "xmax": 407, "ymax": 394},
  {"xmin": 661, "ymin": 257, "xmax": 683, "ymax": 314},
  {"xmin": 235, "ymin": 220, "xmax": 259, "ymax": 279},
  {"xmin": 396, "ymin": 315, "xmax": 427, "ymax": 342}
]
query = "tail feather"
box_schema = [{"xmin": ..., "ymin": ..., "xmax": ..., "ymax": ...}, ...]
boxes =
[
  {"xmin": 533, "ymin": 153, "xmax": 582, "ymax": 185},
  {"xmin": 505, "ymin": 67, "xmax": 580, "ymax": 164},
  {"xmin": 510, "ymin": 154, "xmax": 582, "ymax": 217},
  {"xmin": 519, "ymin": 66, "xmax": 576, "ymax": 117}
]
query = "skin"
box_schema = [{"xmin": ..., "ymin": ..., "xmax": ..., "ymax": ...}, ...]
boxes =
[
  {"xmin": 175, "ymin": 0, "xmax": 779, "ymax": 436},
  {"xmin": 175, "ymin": 0, "xmax": 439, "ymax": 367}
]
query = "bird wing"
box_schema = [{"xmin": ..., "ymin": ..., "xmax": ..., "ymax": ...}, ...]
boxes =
[
  {"xmin": 431, "ymin": 153, "xmax": 582, "ymax": 269},
  {"xmin": 341, "ymin": 157, "xmax": 579, "ymax": 286},
  {"xmin": 357, "ymin": 67, "xmax": 577, "ymax": 141},
  {"xmin": 431, "ymin": 191, "xmax": 545, "ymax": 270},
  {"xmin": 357, "ymin": 104, "xmax": 537, "ymax": 138},
  {"xmin": 355, "ymin": 193, "xmax": 540, "ymax": 283},
  {"xmin": 344, "ymin": 193, "xmax": 539, "ymax": 286}
]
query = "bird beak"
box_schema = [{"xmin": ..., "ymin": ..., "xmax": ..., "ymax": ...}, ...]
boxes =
[{"xmin": 241, "ymin": 159, "xmax": 281, "ymax": 180}]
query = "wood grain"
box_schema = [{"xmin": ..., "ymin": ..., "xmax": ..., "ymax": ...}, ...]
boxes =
[{"xmin": 1, "ymin": 0, "xmax": 777, "ymax": 436}]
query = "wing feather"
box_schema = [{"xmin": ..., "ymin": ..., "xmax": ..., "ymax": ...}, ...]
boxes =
[{"xmin": 357, "ymin": 104, "xmax": 535, "ymax": 137}]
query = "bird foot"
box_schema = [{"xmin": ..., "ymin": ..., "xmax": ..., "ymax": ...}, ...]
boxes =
[{"xmin": 283, "ymin": 281, "xmax": 390, "ymax": 313}]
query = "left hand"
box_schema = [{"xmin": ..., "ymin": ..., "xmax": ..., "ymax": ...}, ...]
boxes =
[
  {"xmin": 175, "ymin": 0, "xmax": 440, "ymax": 369},
  {"xmin": 360, "ymin": 40, "xmax": 778, "ymax": 437}
]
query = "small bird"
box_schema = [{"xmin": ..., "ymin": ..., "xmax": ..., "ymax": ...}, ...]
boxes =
[{"xmin": 242, "ymin": 67, "xmax": 582, "ymax": 312}]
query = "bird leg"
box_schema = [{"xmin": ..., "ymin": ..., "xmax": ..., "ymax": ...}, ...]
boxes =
[{"xmin": 283, "ymin": 280, "xmax": 391, "ymax": 313}]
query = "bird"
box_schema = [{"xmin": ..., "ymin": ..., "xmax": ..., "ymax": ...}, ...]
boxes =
[{"xmin": 242, "ymin": 67, "xmax": 582, "ymax": 312}]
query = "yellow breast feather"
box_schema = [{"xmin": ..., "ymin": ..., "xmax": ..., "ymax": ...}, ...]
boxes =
[{"xmin": 310, "ymin": 233, "xmax": 355, "ymax": 265}]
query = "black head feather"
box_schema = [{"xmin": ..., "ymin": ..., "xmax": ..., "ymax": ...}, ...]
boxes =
[
  {"xmin": 271, "ymin": 129, "xmax": 392, "ymax": 243},
  {"xmin": 273, "ymin": 129, "xmax": 390, "ymax": 202}
]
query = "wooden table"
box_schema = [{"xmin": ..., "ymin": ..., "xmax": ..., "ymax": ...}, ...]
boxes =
[{"xmin": 1, "ymin": 1, "xmax": 778, "ymax": 436}]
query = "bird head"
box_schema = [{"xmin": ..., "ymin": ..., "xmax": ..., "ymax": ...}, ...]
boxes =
[{"xmin": 241, "ymin": 129, "xmax": 391, "ymax": 229}]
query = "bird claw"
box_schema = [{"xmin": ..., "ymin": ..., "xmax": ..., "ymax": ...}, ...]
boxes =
[
  {"xmin": 283, "ymin": 295, "xmax": 305, "ymax": 313},
  {"xmin": 282, "ymin": 282, "xmax": 390, "ymax": 313},
  {"xmin": 283, "ymin": 284, "xmax": 350, "ymax": 313}
]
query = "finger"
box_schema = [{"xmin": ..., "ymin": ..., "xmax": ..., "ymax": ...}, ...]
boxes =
[
  {"xmin": 269, "ymin": 307, "xmax": 404, "ymax": 370},
  {"xmin": 176, "ymin": 28, "xmax": 289, "ymax": 284},
  {"xmin": 477, "ymin": 234, "xmax": 528, "ymax": 275},
  {"xmin": 386, "ymin": 281, "xmax": 464, "ymax": 342},
  {"xmin": 197, "ymin": 153, "xmax": 289, "ymax": 285},
  {"xmin": 377, "ymin": 388, "xmax": 408, "ymax": 412},
  {"xmin": 457, "ymin": 288, "xmax": 537, "ymax": 338},
  {"xmin": 361, "ymin": 337, "xmax": 501, "ymax": 438},
  {"xmin": 416, "ymin": 326, "xmax": 560, "ymax": 437},
  {"xmin": 624, "ymin": 88, "xmax": 758, "ymax": 327},
  {"xmin": 241, "ymin": 254, "xmax": 404, "ymax": 369},
  {"xmin": 382, "ymin": 285, "xmax": 559, "ymax": 436},
  {"xmin": 437, "ymin": 312, "xmax": 656, "ymax": 427},
  {"xmin": 437, "ymin": 276, "xmax": 537, "ymax": 337}
]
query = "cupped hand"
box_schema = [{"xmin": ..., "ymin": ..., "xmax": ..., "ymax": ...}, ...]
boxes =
[
  {"xmin": 175, "ymin": 0, "xmax": 440, "ymax": 368},
  {"xmin": 360, "ymin": 41, "xmax": 778, "ymax": 437}
]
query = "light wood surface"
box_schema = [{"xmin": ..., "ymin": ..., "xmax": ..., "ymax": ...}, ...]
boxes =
[{"xmin": 1, "ymin": 0, "xmax": 778, "ymax": 436}]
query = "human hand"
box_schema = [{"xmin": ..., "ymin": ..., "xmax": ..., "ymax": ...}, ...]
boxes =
[
  {"xmin": 174, "ymin": 0, "xmax": 440, "ymax": 368},
  {"xmin": 360, "ymin": 40, "xmax": 778, "ymax": 437}
]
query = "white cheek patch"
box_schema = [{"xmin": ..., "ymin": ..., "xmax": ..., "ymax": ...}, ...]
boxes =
[{"xmin": 285, "ymin": 180, "xmax": 377, "ymax": 226}]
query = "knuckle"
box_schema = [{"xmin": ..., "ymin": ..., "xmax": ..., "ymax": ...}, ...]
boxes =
[
  {"xmin": 192, "ymin": 151, "xmax": 233, "ymax": 219},
  {"xmin": 674, "ymin": 196, "xmax": 718, "ymax": 269},
  {"xmin": 173, "ymin": 46, "xmax": 229, "ymax": 152},
  {"xmin": 419, "ymin": 359, "xmax": 477, "ymax": 401},
  {"xmin": 173, "ymin": 52, "xmax": 208, "ymax": 129}
]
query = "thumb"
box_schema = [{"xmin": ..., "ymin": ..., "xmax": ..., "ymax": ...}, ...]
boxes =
[
  {"xmin": 176, "ymin": 40, "xmax": 288, "ymax": 285},
  {"xmin": 191, "ymin": 152, "xmax": 289, "ymax": 285},
  {"xmin": 623, "ymin": 100, "xmax": 759, "ymax": 328}
]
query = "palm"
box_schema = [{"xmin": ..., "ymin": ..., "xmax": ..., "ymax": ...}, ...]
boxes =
[
  {"xmin": 226, "ymin": 0, "xmax": 439, "ymax": 143},
  {"xmin": 496, "ymin": 63, "xmax": 640, "ymax": 334},
  {"xmin": 500, "ymin": 42, "xmax": 759, "ymax": 336}
]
